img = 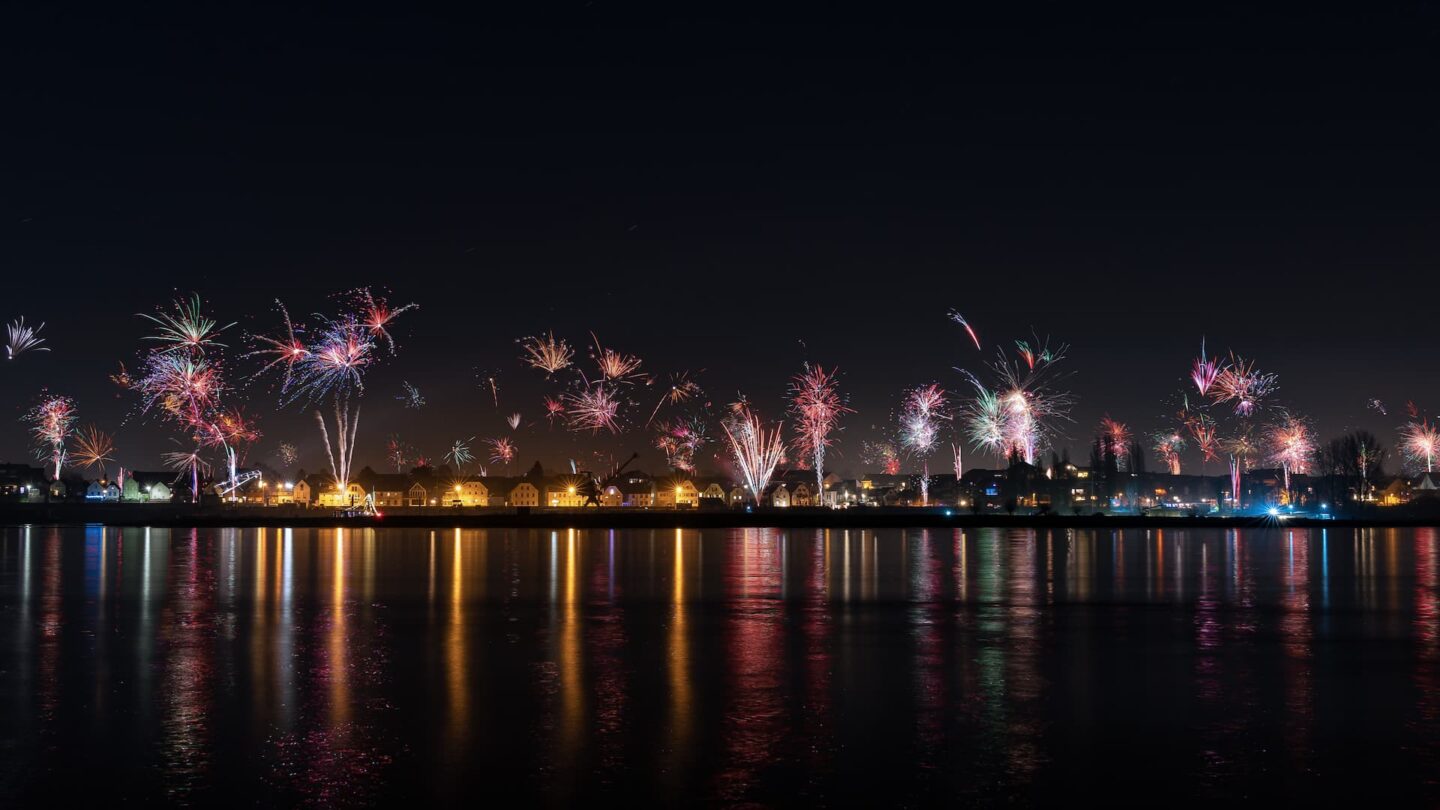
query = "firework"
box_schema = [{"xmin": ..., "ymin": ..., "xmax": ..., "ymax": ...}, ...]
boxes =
[
  {"xmin": 507, "ymin": 412, "xmax": 522, "ymax": 430},
  {"xmin": 788, "ymin": 364, "xmax": 852, "ymax": 500},
  {"xmin": 721, "ymin": 403, "xmax": 785, "ymax": 505},
  {"xmin": 590, "ymin": 333, "xmax": 643, "ymax": 382},
  {"xmin": 1098, "ymin": 415, "xmax": 1131, "ymax": 467},
  {"xmin": 445, "ymin": 437, "xmax": 476, "ymax": 473},
  {"xmin": 163, "ymin": 447, "xmax": 211, "ymax": 493},
  {"xmin": 645, "ymin": 370, "xmax": 703, "ymax": 426},
  {"xmin": 276, "ymin": 442, "xmax": 299, "ymax": 469},
  {"xmin": 1369, "ymin": 398, "xmax": 1388, "ymax": 416},
  {"xmin": 246, "ymin": 301, "xmax": 309, "ymax": 388},
  {"xmin": 1190, "ymin": 340, "xmax": 1222, "ymax": 397},
  {"xmin": 862, "ymin": 440, "xmax": 902, "ymax": 475},
  {"xmin": 487, "ymin": 437, "xmax": 517, "ymax": 470},
  {"xmin": 1151, "ymin": 430, "xmax": 1186, "ymax": 475},
  {"xmin": 257, "ymin": 288, "xmax": 413, "ymax": 492},
  {"xmin": 1186, "ymin": 413, "xmax": 1220, "ymax": 465},
  {"xmin": 140, "ymin": 294, "xmax": 233, "ymax": 354},
  {"xmin": 204, "ymin": 407, "xmax": 261, "ymax": 498},
  {"xmin": 654, "ymin": 415, "xmax": 709, "ymax": 472},
  {"xmin": 1400, "ymin": 414, "xmax": 1440, "ymax": 474},
  {"xmin": 899, "ymin": 384, "xmax": 949, "ymax": 505},
  {"xmin": 1210, "ymin": 355, "xmax": 1277, "ymax": 417},
  {"xmin": 24, "ymin": 396, "xmax": 77, "ymax": 480},
  {"xmin": 958, "ymin": 334, "xmax": 1072, "ymax": 466},
  {"xmin": 354, "ymin": 288, "xmax": 417, "ymax": 352},
  {"xmin": 386, "ymin": 434, "xmax": 409, "ymax": 472},
  {"xmin": 519, "ymin": 331, "xmax": 574, "ymax": 374},
  {"xmin": 109, "ymin": 362, "xmax": 133, "ymax": 392},
  {"xmin": 1267, "ymin": 412, "xmax": 1314, "ymax": 493},
  {"xmin": 564, "ymin": 383, "xmax": 622, "ymax": 433},
  {"xmin": 397, "ymin": 381, "xmax": 426, "ymax": 409},
  {"xmin": 947, "ymin": 309, "xmax": 982, "ymax": 351},
  {"xmin": 5, "ymin": 317, "xmax": 49, "ymax": 360},
  {"xmin": 543, "ymin": 396, "xmax": 566, "ymax": 424},
  {"xmin": 476, "ymin": 369, "xmax": 501, "ymax": 408}
]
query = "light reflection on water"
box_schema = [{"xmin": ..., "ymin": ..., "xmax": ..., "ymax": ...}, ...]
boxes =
[{"xmin": 0, "ymin": 526, "xmax": 1438, "ymax": 805}]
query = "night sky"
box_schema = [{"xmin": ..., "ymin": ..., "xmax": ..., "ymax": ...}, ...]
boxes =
[{"xmin": 4, "ymin": 4, "xmax": 1439, "ymax": 477}]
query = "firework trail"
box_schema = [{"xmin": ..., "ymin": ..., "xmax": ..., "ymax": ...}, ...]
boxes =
[
  {"xmin": 1186, "ymin": 413, "xmax": 1220, "ymax": 466},
  {"xmin": 1223, "ymin": 430, "xmax": 1260, "ymax": 509},
  {"xmin": 899, "ymin": 384, "xmax": 949, "ymax": 505},
  {"xmin": 788, "ymin": 363, "xmax": 852, "ymax": 501},
  {"xmin": 476, "ymin": 369, "xmax": 501, "ymax": 408},
  {"xmin": 275, "ymin": 442, "xmax": 299, "ymax": 469},
  {"xmin": 721, "ymin": 402, "xmax": 785, "ymax": 506},
  {"xmin": 951, "ymin": 442, "xmax": 964, "ymax": 479},
  {"xmin": 947, "ymin": 309, "xmax": 982, "ymax": 351},
  {"xmin": 590, "ymin": 333, "xmax": 644, "ymax": 383},
  {"xmin": 445, "ymin": 437, "xmax": 476, "ymax": 473},
  {"xmin": 486, "ymin": 437, "xmax": 517, "ymax": 472},
  {"xmin": 163, "ymin": 446, "xmax": 211, "ymax": 492},
  {"xmin": 507, "ymin": 412, "xmax": 522, "ymax": 430},
  {"xmin": 1400, "ymin": 411, "xmax": 1440, "ymax": 474},
  {"xmin": 140, "ymin": 294, "xmax": 234, "ymax": 355},
  {"xmin": 564, "ymin": 382, "xmax": 622, "ymax": 433},
  {"xmin": 645, "ymin": 370, "xmax": 703, "ymax": 427},
  {"xmin": 24, "ymin": 395, "xmax": 77, "ymax": 480},
  {"xmin": 1211, "ymin": 355, "xmax": 1277, "ymax": 417},
  {"xmin": 519, "ymin": 331, "xmax": 574, "ymax": 375},
  {"xmin": 1151, "ymin": 430, "xmax": 1186, "ymax": 475},
  {"xmin": 397, "ymin": 381, "xmax": 426, "ymax": 409},
  {"xmin": 5, "ymin": 317, "xmax": 49, "ymax": 360},
  {"xmin": 1369, "ymin": 398, "xmax": 1388, "ymax": 416},
  {"xmin": 1190, "ymin": 340, "xmax": 1223, "ymax": 397},
  {"xmin": 203, "ymin": 407, "xmax": 261, "ymax": 497}
]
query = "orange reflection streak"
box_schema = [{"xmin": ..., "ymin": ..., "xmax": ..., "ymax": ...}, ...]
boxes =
[
  {"xmin": 668, "ymin": 528, "xmax": 692, "ymax": 770},
  {"xmin": 558, "ymin": 528, "xmax": 583, "ymax": 769},
  {"xmin": 446, "ymin": 528, "xmax": 468, "ymax": 751},
  {"xmin": 330, "ymin": 529, "xmax": 349, "ymax": 727},
  {"xmin": 252, "ymin": 529, "xmax": 271, "ymax": 726}
]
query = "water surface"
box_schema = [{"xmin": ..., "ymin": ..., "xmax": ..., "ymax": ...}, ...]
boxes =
[{"xmin": 1, "ymin": 525, "xmax": 1437, "ymax": 805}]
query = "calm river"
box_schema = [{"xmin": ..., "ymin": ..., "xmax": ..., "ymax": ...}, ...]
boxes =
[{"xmin": 1, "ymin": 525, "xmax": 1437, "ymax": 805}]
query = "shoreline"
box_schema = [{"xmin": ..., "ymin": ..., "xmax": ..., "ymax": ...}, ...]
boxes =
[{"xmin": 0, "ymin": 503, "xmax": 1432, "ymax": 530}]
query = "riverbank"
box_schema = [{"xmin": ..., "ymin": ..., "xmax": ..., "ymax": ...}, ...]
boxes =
[{"xmin": 1, "ymin": 502, "xmax": 1436, "ymax": 529}]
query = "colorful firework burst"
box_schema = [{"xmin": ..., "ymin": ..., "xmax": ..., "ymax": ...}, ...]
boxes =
[
  {"xmin": 276, "ymin": 442, "xmax": 299, "ymax": 469},
  {"xmin": 958, "ymin": 334, "xmax": 1072, "ymax": 465},
  {"xmin": 1211, "ymin": 355, "xmax": 1277, "ymax": 417},
  {"xmin": 1190, "ymin": 340, "xmax": 1223, "ymax": 397},
  {"xmin": 899, "ymin": 384, "xmax": 949, "ymax": 504},
  {"xmin": 386, "ymin": 434, "xmax": 409, "ymax": 472},
  {"xmin": 354, "ymin": 288, "xmax": 417, "ymax": 352},
  {"xmin": 645, "ymin": 370, "xmax": 704, "ymax": 426},
  {"xmin": 654, "ymin": 414, "xmax": 709, "ymax": 472},
  {"xmin": 507, "ymin": 412, "xmax": 522, "ymax": 430},
  {"xmin": 1400, "ymin": 412, "xmax": 1440, "ymax": 474},
  {"xmin": 564, "ymin": 382, "xmax": 622, "ymax": 434},
  {"xmin": 487, "ymin": 436, "xmax": 517, "ymax": 469},
  {"xmin": 543, "ymin": 396, "xmax": 566, "ymax": 425},
  {"xmin": 862, "ymin": 440, "xmax": 902, "ymax": 475},
  {"xmin": 25, "ymin": 395, "xmax": 77, "ymax": 480},
  {"xmin": 140, "ymin": 294, "xmax": 233, "ymax": 354},
  {"xmin": 590, "ymin": 333, "xmax": 643, "ymax": 383},
  {"xmin": 445, "ymin": 437, "xmax": 476, "ymax": 472},
  {"xmin": 1151, "ymin": 430, "xmax": 1186, "ymax": 475},
  {"xmin": 1098, "ymin": 415, "xmax": 1131, "ymax": 467}
]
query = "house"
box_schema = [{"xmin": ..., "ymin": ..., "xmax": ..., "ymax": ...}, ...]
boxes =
[
  {"xmin": 768, "ymin": 483, "xmax": 791, "ymax": 508},
  {"xmin": 508, "ymin": 481, "xmax": 540, "ymax": 507},
  {"xmin": 545, "ymin": 478, "xmax": 587, "ymax": 507},
  {"xmin": 696, "ymin": 480, "xmax": 728, "ymax": 502},
  {"xmin": 0, "ymin": 464, "xmax": 48, "ymax": 502},
  {"xmin": 455, "ymin": 477, "xmax": 489, "ymax": 507},
  {"xmin": 728, "ymin": 485, "xmax": 750, "ymax": 506},
  {"xmin": 598, "ymin": 484, "xmax": 624, "ymax": 507},
  {"xmin": 312, "ymin": 479, "xmax": 366, "ymax": 508},
  {"xmin": 620, "ymin": 481, "xmax": 654, "ymax": 507},
  {"xmin": 124, "ymin": 472, "xmax": 174, "ymax": 502},
  {"xmin": 366, "ymin": 474, "xmax": 413, "ymax": 508},
  {"xmin": 654, "ymin": 479, "xmax": 699, "ymax": 507},
  {"xmin": 85, "ymin": 479, "xmax": 121, "ymax": 501},
  {"xmin": 789, "ymin": 482, "xmax": 813, "ymax": 506}
]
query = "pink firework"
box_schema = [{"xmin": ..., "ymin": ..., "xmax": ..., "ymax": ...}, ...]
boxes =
[
  {"xmin": 139, "ymin": 294, "xmax": 234, "ymax": 355},
  {"xmin": 355, "ymin": 288, "xmax": 418, "ymax": 352},
  {"xmin": 645, "ymin": 370, "xmax": 703, "ymax": 426},
  {"xmin": 543, "ymin": 396, "xmax": 566, "ymax": 425},
  {"xmin": 1401, "ymin": 413, "xmax": 1440, "ymax": 474},
  {"xmin": 1187, "ymin": 414, "xmax": 1220, "ymax": 465},
  {"xmin": 1210, "ymin": 355, "xmax": 1277, "ymax": 417},
  {"xmin": 1098, "ymin": 415, "xmax": 1131, "ymax": 465},
  {"xmin": 25, "ymin": 394, "xmax": 77, "ymax": 480},
  {"xmin": 1190, "ymin": 340, "xmax": 1223, "ymax": 397},
  {"xmin": 564, "ymin": 383, "xmax": 622, "ymax": 434},
  {"xmin": 1267, "ymin": 413, "xmax": 1313, "ymax": 491},
  {"xmin": 948, "ymin": 309, "xmax": 982, "ymax": 351},
  {"xmin": 1151, "ymin": 431, "xmax": 1186, "ymax": 475},
  {"xmin": 386, "ymin": 434, "xmax": 409, "ymax": 472},
  {"xmin": 246, "ymin": 301, "xmax": 310, "ymax": 388},
  {"xmin": 486, "ymin": 437, "xmax": 517, "ymax": 469},
  {"xmin": 788, "ymin": 363, "xmax": 852, "ymax": 499}
]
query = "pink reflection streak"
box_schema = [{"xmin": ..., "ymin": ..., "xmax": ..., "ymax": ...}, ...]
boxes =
[{"xmin": 714, "ymin": 528, "xmax": 786, "ymax": 803}]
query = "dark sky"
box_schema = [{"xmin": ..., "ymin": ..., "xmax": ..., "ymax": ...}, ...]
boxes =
[{"xmin": 3, "ymin": 4, "xmax": 1439, "ymax": 477}]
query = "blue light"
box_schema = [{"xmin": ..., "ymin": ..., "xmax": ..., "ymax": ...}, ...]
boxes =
[
  {"xmin": 1267, "ymin": 507, "xmax": 1279, "ymax": 517},
  {"xmin": 944, "ymin": 509, "xmax": 952, "ymax": 517}
]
